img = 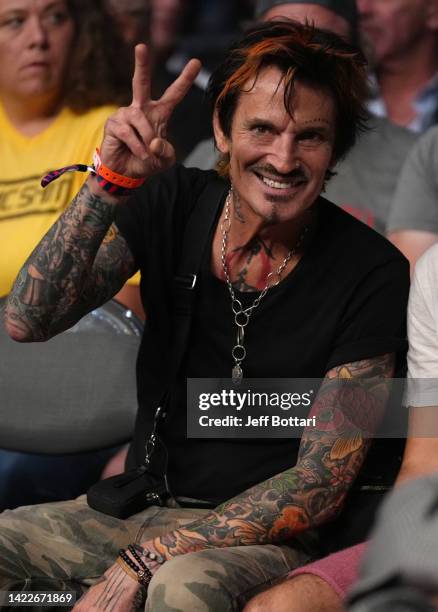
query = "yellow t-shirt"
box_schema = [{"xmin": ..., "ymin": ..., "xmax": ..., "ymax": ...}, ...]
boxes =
[{"xmin": 0, "ymin": 104, "xmax": 139, "ymax": 297}]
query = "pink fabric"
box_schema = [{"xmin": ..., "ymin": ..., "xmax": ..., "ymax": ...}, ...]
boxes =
[{"xmin": 288, "ymin": 542, "xmax": 367, "ymax": 598}]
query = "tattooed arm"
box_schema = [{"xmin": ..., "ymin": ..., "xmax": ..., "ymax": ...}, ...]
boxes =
[
  {"xmin": 146, "ymin": 353, "xmax": 395, "ymax": 557},
  {"xmin": 74, "ymin": 353, "xmax": 395, "ymax": 610},
  {"xmin": 4, "ymin": 179, "xmax": 136, "ymax": 342}
]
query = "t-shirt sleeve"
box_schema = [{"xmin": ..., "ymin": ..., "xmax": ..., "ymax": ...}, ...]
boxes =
[
  {"xmin": 326, "ymin": 257, "xmax": 409, "ymax": 372},
  {"xmin": 387, "ymin": 127, "xmax": 438, "ymax": 233},
  {"xmin": 406, "ymin": 245, "xmax": 438, "ymax": 406},
  {"xmin": 113, "ymin": 188, "xmax": 148, "ymax": 270},
  {"xmin": 113, "ymin": 165, "xmax": 204, "ymax": 269}
]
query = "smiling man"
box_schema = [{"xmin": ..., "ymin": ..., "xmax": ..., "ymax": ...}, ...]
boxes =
[
  {"xmin": 214, "ymin": 71, "xmax": 335, "ymax": 226},
  {"xmin": 1, "ymin": 20, "xmax": 409, "ymax": 612}
]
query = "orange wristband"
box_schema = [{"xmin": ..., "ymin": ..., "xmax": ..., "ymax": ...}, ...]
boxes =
[
  {"xmin": 40, "ymin": 150, "xmax": 146, "ymax": 199},
  {"xmin": 93, "ymin": 149, "xmax": 145, "ymax": 189}
]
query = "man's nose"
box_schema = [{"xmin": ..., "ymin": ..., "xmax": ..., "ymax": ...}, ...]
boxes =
[
  {"xmin": 27, "ymin": 16, "xmax": 49, "ymax": 49},
  {"xmin": 271, "ymin": 136, "xmax": 298, "ymax": 175}
]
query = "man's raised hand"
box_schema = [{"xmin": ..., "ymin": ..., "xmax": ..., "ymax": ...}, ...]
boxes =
[{"xmin": 100, "ymin": 44, "xmax": 201, "ymax": 180}]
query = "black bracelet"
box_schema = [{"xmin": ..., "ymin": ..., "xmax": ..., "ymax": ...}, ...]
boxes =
[
  {"xmin": 119, "ymin": 549, "xmax": 141, "ymax": 573},
  {"xmin": 128, "ymin": 544, "xmax": 148, "ymax": 571},
  {"xmin": 118, "ymin": 549, "xmax": 153, "ymax": 588}
]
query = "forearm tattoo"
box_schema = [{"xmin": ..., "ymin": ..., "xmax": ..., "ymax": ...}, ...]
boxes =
[
  {"xmin": 152, "ymin": 353, "xmax": 395, "ymax": 556},
  {"xmin": 4, "ymin": 183, "xmax": 135, "ymax": 340}
]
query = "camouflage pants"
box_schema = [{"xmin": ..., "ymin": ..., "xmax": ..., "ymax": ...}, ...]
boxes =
[{"xmin": 0, "ymin": 495, "xmax": 318, "ymax": 611}]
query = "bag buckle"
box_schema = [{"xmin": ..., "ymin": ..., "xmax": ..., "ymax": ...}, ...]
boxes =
[{"xmin": 174, "ymin": 274, "xmax": 197, "ymax": 290}]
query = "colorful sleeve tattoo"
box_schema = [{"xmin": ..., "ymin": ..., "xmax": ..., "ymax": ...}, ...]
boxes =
[{"xmin": 150, "ymin": 353, "xmax": 395, "ymax": 557}]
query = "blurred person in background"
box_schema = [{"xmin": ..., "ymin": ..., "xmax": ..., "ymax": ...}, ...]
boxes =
[
  {"xmin": 149, "ymin": 0, "xmax": 212, "ymax": 159},
  {"xmin": 256, "ymin": 0, "xmax": 355, "ymax": 38},
  {"xmin": 104, "ymin": 0, "xmax": 150, "ymax": 47},
  {"xmin": 387, "ymin": 126, "xmax": 438, "ymax": 270},
  {"xmin": 105, "ymin": 0, "xmax": 212, "ymax": 160},
  {"xmin": 358, "ymin": 0, "xmax": 438, "ymax": 133},
  {"xmin": 185, "ymin": 0, "xmax": 417, "ymax": 234},
  {"xmin": 0, "ymin": 0, "xmax": 142, "ymax": 314},
  {"xmin": 0, "ymin": 0, "xmax": 137, "ymax": 510},
  {"xmin": 178, "ymin": 0, "xmax": 254, "ymax": 73},
  {"xmin": 149, "ymin": 0, "xmax": 185, "ymax": 64},
  {"xmin": 347, "ymin": 243, "xmax": 438, "ymax": 612}
]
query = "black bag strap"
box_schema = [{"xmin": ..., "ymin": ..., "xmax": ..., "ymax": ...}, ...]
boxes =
[
  {"xmin": 146, "ymin": 174, "xmax": 228, "ymax": 419},
  {"xmin": 132, "ymin": 175, "xmax": 228, "ymax": 474},
  {"xmin": 169, "ymin": 175, "xmax": 229, "ymax": 381}
]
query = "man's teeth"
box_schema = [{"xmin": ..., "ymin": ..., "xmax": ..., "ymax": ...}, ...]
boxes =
[{"xmin": 260, "ymin": 176, "xmax": 300, "ymax": 189}]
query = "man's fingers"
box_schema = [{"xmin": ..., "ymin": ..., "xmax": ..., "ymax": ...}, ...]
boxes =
[
  {"xmin": 160, "ymin": 58, "xmax": 202, "ymax": 112},
  {"xmin": 132, "ymin": 44, "xmax": 151, "ymax": 108},
  {"xmin": 150, "ymin": 137, "xmax": 175, "ymax": 168},
  {"xmin": 108, "ymin": 117, "xmax": 149, "ymax": 160},
  {"xmin": 120, "ymin": 106, "xmax": 155, "ymax": 149}
]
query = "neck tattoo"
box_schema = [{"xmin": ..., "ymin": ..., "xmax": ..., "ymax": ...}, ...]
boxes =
[{"xmin": 221, "ymin": 187, "xmax": 309, "ymax": 384}]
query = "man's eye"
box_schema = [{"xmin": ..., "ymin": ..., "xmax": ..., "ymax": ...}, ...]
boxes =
[
  {"xmin": 3, "ymin": 17, "xmax": 24, "ymax": 28},
  {"xmin": 252, "ymin": 125, "xmax": 271, "ymax": 135},
  {"xmin": 299, "ymin": 131, "xmax": 324, "ymax": 142}
]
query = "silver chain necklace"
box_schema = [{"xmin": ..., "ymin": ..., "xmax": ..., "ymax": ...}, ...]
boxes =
[{"xmin": 221, "ymin": 188, "xmax": 309, "ymax": 385}]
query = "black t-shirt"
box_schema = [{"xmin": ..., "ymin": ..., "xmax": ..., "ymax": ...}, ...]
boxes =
[{"xmin": 115, "ymin": 165, "xmax": 409, "ymax": 505}]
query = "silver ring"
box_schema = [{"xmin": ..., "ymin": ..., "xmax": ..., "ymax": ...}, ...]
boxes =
[
  {"xmin": 232, "ymin": 345, "xmax": 246, "ymax": 361},
  {"xmin": 235, "ymin": 311, "xmax": 249, "ymax": 327}
]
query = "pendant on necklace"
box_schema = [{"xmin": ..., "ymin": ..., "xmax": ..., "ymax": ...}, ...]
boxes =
[{"xmin": 232, "ymin": 364, "xmax": 243, "ymax": 385}]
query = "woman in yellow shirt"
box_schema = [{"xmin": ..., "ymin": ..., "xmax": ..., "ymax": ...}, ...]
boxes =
[
  {"xmin": 0, "ymin": 0, "xmax": 138, "ymax": 509},
  {"xmin": 0, "ymin": 0, "xmax": 143, "ymax": 317}
]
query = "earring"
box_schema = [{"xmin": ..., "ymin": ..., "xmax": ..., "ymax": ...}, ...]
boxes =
[{"xmin": 295, "ymin": 160, "xmax": 301, "ymax": 169}]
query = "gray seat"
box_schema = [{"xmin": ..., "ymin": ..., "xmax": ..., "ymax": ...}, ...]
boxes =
[{"xmin": 0, "ymin": 299, "xmax": 142, "ymax": 454}]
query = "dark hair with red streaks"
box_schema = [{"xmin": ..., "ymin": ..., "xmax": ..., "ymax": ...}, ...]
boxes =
[{"xmin": 207, "ymin": 19, "xmax": 369, "ymax": 176}]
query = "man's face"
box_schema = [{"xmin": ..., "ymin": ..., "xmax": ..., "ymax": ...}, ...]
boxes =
[
  {"xmin": 0, "ymin": 0, "xmax": 75, "ymax": 100},
  {"xmin": 357, "ymin": 0, "xmax": 432, "ymax": 65},
  {"xmin": 263, "ymin": 3, "xmax": 352, "ymax": 41},
  {"xmin": 214, "ymin": 66, "xmax": 336, "ymax": 225},
  {"xmin": 105, "ymin": 0, "xmax": 150, "ymax": 47},
  {"xmin": 150, "ymin": 0, "xmax": 185, "ymax": 56}
]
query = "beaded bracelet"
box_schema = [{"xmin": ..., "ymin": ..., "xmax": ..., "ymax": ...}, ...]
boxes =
[
  {"xmin": 41, "ymin": 148, "xmax": 145, "ymax": 197},
  {"xmin": 118, "ymin": 549, "xmax": 153, "ymax": 588},
  {"xmin": 130, "ymin": 544, "xmax": 166, "ymax": 566}
]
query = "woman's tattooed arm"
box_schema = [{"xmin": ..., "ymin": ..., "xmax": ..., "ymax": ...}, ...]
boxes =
[
  {"xmin": 148, "ymin": 353, "xmax": 395, "ymax": 557},
  {"xmin": 4, "ymin": 181, "xmax": 136, "ymax": 342}
]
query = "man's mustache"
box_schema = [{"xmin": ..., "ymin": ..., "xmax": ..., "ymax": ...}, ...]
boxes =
[{"xmin": 249, "ymin": 164, "xmax": 308, "ymax": 182}]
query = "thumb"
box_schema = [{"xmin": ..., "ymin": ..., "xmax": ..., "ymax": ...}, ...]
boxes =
[{"xmin": 149, "ymin": 137, "xmax": 175, "ymax": 170}]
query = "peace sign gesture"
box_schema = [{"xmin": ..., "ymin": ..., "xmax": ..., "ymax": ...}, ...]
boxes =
[{"xmin": 100, "ymin": 44, "xmax": 201, "ymax": 180}]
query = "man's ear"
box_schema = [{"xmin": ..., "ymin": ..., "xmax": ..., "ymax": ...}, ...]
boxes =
[
  {"xmin": 213, "ymin": 109, "xmax": 230, "ymax": 154},
  {"xmin": 426, "ymin": 0, "xmax": 438, "ymax": 30}
]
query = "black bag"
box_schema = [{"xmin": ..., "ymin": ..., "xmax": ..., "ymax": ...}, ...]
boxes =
[{"xmin": 87, "ymin": 466, "xmax": 169, "ymax": 519}]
